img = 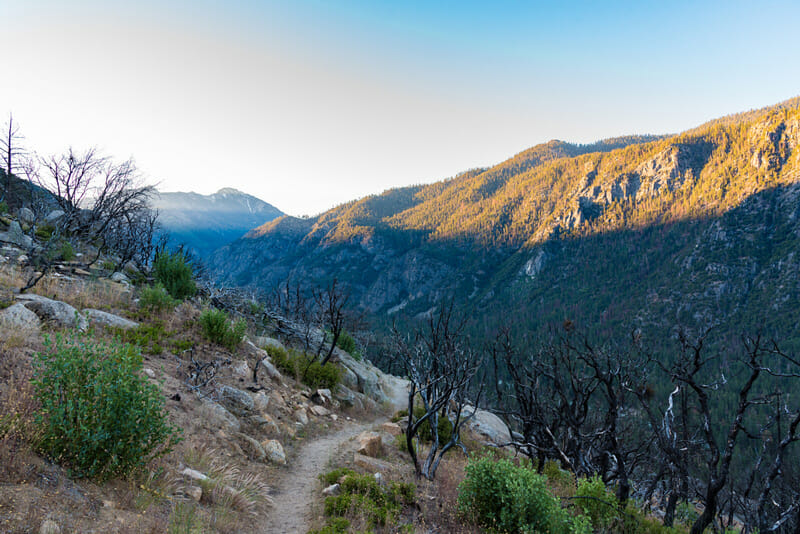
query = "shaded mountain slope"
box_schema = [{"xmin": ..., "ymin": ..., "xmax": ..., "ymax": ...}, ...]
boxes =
[
  {"xmin": 154, "ymin": 188, "xmax": 282, "ymax": 258},
  {"xmin": 210, "ymin": 97, "xmax": 800, "ymax": 347}
]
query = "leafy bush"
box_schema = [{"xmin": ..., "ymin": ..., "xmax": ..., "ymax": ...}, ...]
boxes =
[
  {"xmin": 266, "ymin": 345, "xmax": 342, "ymax": 389},
  {"xmin": 412, "ymin": 404, "xmax": 454, "ymax": 444},
  {"xmin": 319, "ymin": 467, "xmax": 356, "ymax": 486},
  {"xmin": 60, "ymin": 240, "xmax": 75, "ymax": 261},
  {"xmin": 575, "ymin": 475, "xmax": 619, "ymax": 530},
  {"xmin": 152, "ymin": 248, "xmax": 196, "ymax": 300},
  {"xmin": 199, "ymin": 308, "xmax": 246, "ymax": 351},
  {"xmin": 34, "ymin": 223, "xmax": 56, "ymax": 239},
  {"xmin": 316, "ymin": 470, "xmax": 415, "ymax": 531},
  {"xmin": 0, "ymin": 200, "xmax": 7, "ymax": 214},
  {"xmin": 139, "ymin": 284, "xmax": 178, "ymax": 312},
  {"xmin": 31, "ymin": 332, "xmax": 181, "ymax": 480},
  {"xmin": 335, "ymin": 329, "xmax": 358, "ymax": 355},
  {"xmin": 458, "ymin": 455, "xmax": 589, "ymax": 534}
]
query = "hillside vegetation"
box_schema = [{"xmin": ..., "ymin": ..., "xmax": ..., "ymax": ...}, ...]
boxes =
[{"xmin": 210, "ymin": 96, "xmax": 800, "ymax": 351}]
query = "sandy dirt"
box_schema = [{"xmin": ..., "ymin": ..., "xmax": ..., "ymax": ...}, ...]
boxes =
[{"xmin": 260, "ymin": 419, "xmax": 377, "ymax": 534}]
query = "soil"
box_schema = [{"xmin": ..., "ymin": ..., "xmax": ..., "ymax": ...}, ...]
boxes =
[{"xmin": 260, "ymin": 419, "xmax": 378, "ymax": 533}]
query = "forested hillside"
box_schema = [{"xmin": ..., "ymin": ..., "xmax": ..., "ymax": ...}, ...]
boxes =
[{"xmin": 210, "ymin": 97, "xmax": 800, "ymax": 350}]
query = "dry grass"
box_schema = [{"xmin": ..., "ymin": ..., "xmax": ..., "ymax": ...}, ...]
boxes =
[{"xmin": 0, "ymin": 370, "xmax": 41, "ymax": 485}]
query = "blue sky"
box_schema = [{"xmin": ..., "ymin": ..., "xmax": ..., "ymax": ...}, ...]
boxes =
[{"xmin": 2, "ymin": 1, "xmax": 799, "ymax": 215}]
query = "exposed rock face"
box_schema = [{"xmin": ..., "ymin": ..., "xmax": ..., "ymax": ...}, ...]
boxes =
[
  {"xmin": 356, "ymin": 431, "xmax": 382, "ymax": 458},
  {"xmin": 219, "ymin": 385, "xmax": 255, "ymax": 416},
  {"xmin": 380, "ymin": 422, "xmax": 403, "ymax": 436},
  {"xmin": 16, "ymin": 294, "xmax": 88, "ymax": 330},
  {"xmin": 4, "ymin": 221, "xmax": 32, "ymax": 248},
  {"xmin": 309, "ymin": 405, "xmax": 330, "ymax": 417},
  {"xmin": 353, "ymin": 453, "xmax": 391, "ymax": 472},
  {"xmin": 17, "ymin": 207, "xmax": 35, "ymax": 225},
  {"xmin": 0, "ymin": 303, "xmax": 41, "ymax": 331},
  {"xmin": 198, "ymin": 398, "xmax": 241, "ymax": 433},
  {"xmin": 262, "ymin": 439, "xmax": 286, "ymax": 465},
  {"xmin": 82, "ymin": 309, "xmax": 138, "ymax": 330}
]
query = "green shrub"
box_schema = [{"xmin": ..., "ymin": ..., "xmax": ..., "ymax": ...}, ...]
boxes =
[
  {"xmin": 34, "ymin": 223, "xmax": 56, "ymax": 239},
  {"xmin": 575, "ymin": 475, "xmax": 619, "ymax": 530},
  {"xmin": 0, "ymin": 201, "xmax": 7, "ymax": 214},
  {"xmin": 139, "ymin": 284, "xmax": 178, "ymax": 312},
  {"xmin": 318, "ymin": 470, "xmax": 415, "ymax": 530},
  {"xmin": 319, "ymin": 467, "xmax": 356, "ymax": 486},
  {"xmin": 458, "ymin": 455, "xmax": 589, "ymax": 534},
  {"xmin": 60, "ymin": 241, "xmax": 75, "ymax": 261},
  {"xmin": 152, "ymin": 248, "xmax": 196, "ymax": 300},
  {"xmin": 335, "ymin": 330, "xmax": 357, "ymax": 355},
  {"xmin": 31, "ymin": 332, "xmax": 181, "ymax": 480},
  {"xmin": 412, "ymin": 404, "xmax": 454, "ymax": 444},
  {"xmin": 266, "ymin": 345, "xmax": 342, "ymax": 389},
  {"xmin": 199, "ymin": 308, "xmax": 246, "ymax": 351}
]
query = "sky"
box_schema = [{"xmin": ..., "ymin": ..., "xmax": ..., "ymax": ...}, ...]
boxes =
[{"xmin": 2, "ymin": 1, "xmax": 800, "ymax": 216}]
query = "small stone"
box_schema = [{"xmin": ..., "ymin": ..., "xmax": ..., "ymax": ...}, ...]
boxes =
[
  {"xmin": 102, "ymin": 500, "xmax": 115, "ymax": 508},
  {"xmin": 39, "ymin": 519, "xmax": 61, "ymax": 534},
  {"xmin": 373, "ymin": 473, "xmax": 383, "ymax": 485},
  {"xmin": 354, "ymin": 453, "xmax": 391, "ymax": 473},
  {"xmin": 231, "ymin": 359, "xmax": 251, "ymax": 378},
  {"xmin": 311, "ymin": 388, "xmax": 333, "ymax": 405},
  {"xmin": 181, "ymin": 467, "xmax": 209, "ymax": 482},
  {"xmin": 186, "ymin": 485, "xmax": 202, "ymax": 501},
  {"xmin": 330, "ymin": 414, "xmax": 338, "ymax": 421},
  {"xmin": 356, "ymin": 431, "xmax": 382, "ymax": 458},
  {"xmin": 219, "ymin": 385, "xmax": 255, "ymax": 416},
  {"xmin": 253, "ymin": 391, "xmax": 270, "ymax": 412},
  {"xmin": 294, "ymin": 408, "xmax": 309, "ymax": 426},
  {"xmin": 143, "ymin": 368, "xmax": 156, "ymax": 379},
  {"xmin": 309, "ymin": 405, "xmax": 330, "ymax": 417},
  {"xmin": 110, "ymin": 271, "xmax": 130, "ymax": 284},
  {"xmin": 322, "ymin": 483, "xmax": 340, "ymax": 496},
  {"xmin": 262, "ymin": 439, "xmax": 286, "ymax": 465}
]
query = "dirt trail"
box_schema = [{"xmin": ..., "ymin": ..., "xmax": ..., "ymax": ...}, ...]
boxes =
[{"xmin": 261, "ymin": 419, "xmax": 377, "ymax": 534}]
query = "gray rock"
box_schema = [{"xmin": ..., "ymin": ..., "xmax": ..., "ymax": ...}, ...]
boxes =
[
  {"xmin": 0, "ymin": 303, "xmax": 41, "ymax": 331},
  {"xmin": 465, "ymin": 407, "xmax": 511, "ymax": 446},
  {"xmin": 255, "ymin": 336, "xmax": 285, "ymax": 351},
  {"xmin": 18, "ymin": 207, "xmax": 35, "ymax": 225},
  {"xmin": 181, "ymin": 467, "xmax": 209, "ymax": 482},
  {"xmin": 82, "ymin": 308, "xmax": 139, "ymax": 329},
  {"xmin": 219, "ymin": 385, "xmax": 255, "ymax": 416},
  {"xmin": 262, "ymin": 439, "xmax": 286, "ymax": 465},
  {"xmin": 6, "ymin": 221, "xmax": 32, "ymax": 248},
  {"xmin": 294, "ymin": 408, "xmax": 309, "ymax": 425},
  {"xmin": 322, "ymin": 483, "xmax": 340, "ymax": 496},
  {"xmin": 110, "ymin": 271, "xmax": 130, "ymax": 284},
  {"xmin": 198, "ymin": 398, "xmax": 241, "ymax": 433},
  {"xmin": 253, "ymin": 390, "xmax": 270, "ymax": 412},
  {"xmin": 38, "ymin": 519, "xmax": 61, "ymax": 534},
  {"xmin": 248, "ymin": 413, "xmax": 280, "ymax": 435},
  {"xmin": 309, "ymin": 405, "xmax": 330, "ymax": 417},
  {"xmin": 143, "ymin": 368, "xmax": 156, "ymax": 379},
  {"xmin": 334, "ymin": 385, "xmax": 364, "ymax": 410},
  {"xmin": 311, "ymin": 388, "xmax": 332, "ymax": 405},
  {"xmin": 45, "ymin": 210, "xmax": 66, "ymax": 225},
  {"xmin": 235, "ymin": 432, "xmax": 267, "ymax": 461},
  {"xmin": 17, "ymin": 294, "xmax": 88, "ymax": 330}
]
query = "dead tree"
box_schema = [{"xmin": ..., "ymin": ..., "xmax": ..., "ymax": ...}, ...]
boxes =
[
  {"xmin": 0, "ymin": 113, "xmax": 26, "ymax": 201},
  {"xmin": 313, "ymin": 278, "xmax": 350, "ymax": 366},
  {"xmin": 394, "ymin": 302, "xmax": 483, "ymax": 480}
]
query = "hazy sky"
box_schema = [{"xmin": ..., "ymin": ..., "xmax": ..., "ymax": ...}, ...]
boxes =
[{"xmin": 2, "ymin": 1, "xmax": 800, "ymax": 216}]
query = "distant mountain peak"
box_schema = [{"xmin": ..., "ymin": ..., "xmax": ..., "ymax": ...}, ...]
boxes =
[{"xmin": 215, "ymin": 187, "xmax": 245, "ymax": 196}]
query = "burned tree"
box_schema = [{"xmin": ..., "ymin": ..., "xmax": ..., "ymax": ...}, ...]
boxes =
[
  {"xmin": 0, "ymin": 113, "xmax": 26, "ymax": 201},
  {"xmin": 394, "ymin": 302, "xmax": 483, "ymax": 480}
]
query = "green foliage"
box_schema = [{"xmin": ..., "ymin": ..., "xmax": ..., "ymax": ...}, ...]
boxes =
[
  {"xmin": 152, "ymin": 248, "xmax": 196, "ymax": 300},
  {"xmin": 199, "ymin": 308, "xmax": 246, "ymax": 351},
  {"xmin": 31, "ymin": 332, "xmax": 181, "ymax": 480},
  {"xmin": 139, "ymin": 284, "xmax": 178, "ymax": 312},
  {"xmin": 458, "ymin": 455, "xmax": 588, "ymax": 534},
  {"xmin": 59, "ymin": 240, "xmax": 75, "ymax": 261},
  {"xmin": 575, "ymin": 475, "xmax": 619, "ymax": 530},
  {"xmin": 34, "ymin": 223, "xmax": 55, "ymax": 239},
  {"xmin": 0, "ymin": 200, "xmax": 7, "ymax": 214},
  {"xmin": 319, "ymin": 467, "xmax": 356, "ymax": 486},
  {"xmin": 266, "ymin": 345, "xmax": 342, "ymax": 389},
  {"xmin": 316, "ymin": 470, "xmax": 415, "ymax": 531},
  {"xmin": 335, "ymin": 329, "xmax": 358, "ymax": 357},
  {"xmin": 412, "ymin": 404, "xmax": 454, "ymax": 444}
]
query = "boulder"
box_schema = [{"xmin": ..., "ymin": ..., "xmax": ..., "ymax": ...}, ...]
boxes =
[
  {"xmin": 335, "ymin": 348, "xmax": 409, "ymax": 409},
  {"xmin": 262, "ymin": 439, "xmax": 286, "ymax": 465},
  {"xmin": 253, "ymin": 390, "xmax": 270, "ymax": 412},
  {"xmin": 309, "ymin": 405, "xmax": 330, "ymax": 417},
  {"xmin": 17, "ymin": 294, "xmax": 88, "ymax": 330},
  {"xmin": 466, "ymin": 407, "xmax": 511, "ymax": 446},
  {"xmin": 334, "ymin": 385, "xmax": 364, "ymax": 410},
  {"xmin": 219, "ymin": 385, "xmax": 255, "ymax": 416},
  {"xmin": 353, "ymin": 453, "xmax": 391, "ymax": 473},
  {"xmin": 185, "ymin": 486, "xmax": 203, "ymax": 502},
  {"xmin": 0, "ymin": 303, "xmax": 41, "ymax": 331},
  {"xmin": 5, "ymin": 221, "xmax": 33, "ymax": 248},
  {"xmin": 254, "ymin": 336, "xmax": 285, "ymax": 351},
  {"xmin": 110, "ymin": 271, "xmax": 130, "ymax": 284},
  {"xmin": 18, "ymin": 207, "xmax": 35, "ymax": 225},
  {"xmin": 356, "ymin": 431, "xmax": 383, "ymax": 458},
  {"xmin": 181, "ymin": 467, "xmax": 209, "ymax": 482},
  {"xmin": 198, "ymin": 398, "xmax": 241, "ymax": 433},
  {"xmin": 45, "ymin": 210, "xmax": 65, "ymax": 225},
  {"xmin": 247, "ymin": 413, "xmax": 280, "ymax": 435},
  {"xmin": 380, "ymin": 422, "xmax": 403, "ymax": 436},
  {"xmin": 235, "ymin": 432, "xmax": 267, "ymax": 461},
  {"xmin": 311, "ymin": 388, "xmax": 332, "ymax": 405},
  {"xmin": 294, "ymin": 408, "xmax": 309, "ymax": 425},
  {"xmin": 82, "ymin": 308, "xmax": 139, "ymax": 330}
]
